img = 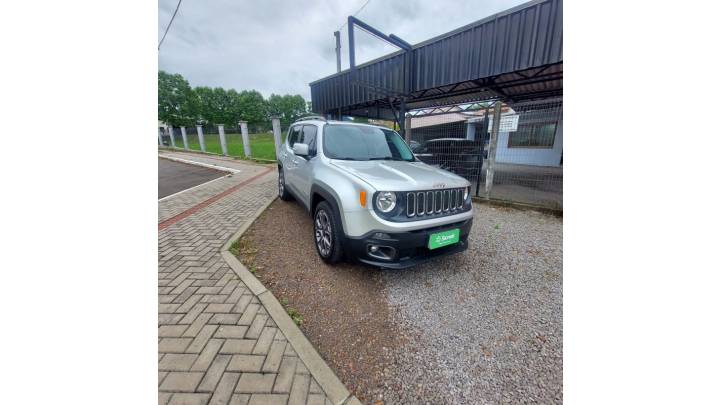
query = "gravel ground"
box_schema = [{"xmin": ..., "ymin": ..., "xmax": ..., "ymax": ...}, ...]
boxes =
[
  {"xmin": 236, "ymin": 199, "xmax": 562, "ymax": 404},
  {"xmin": 382, "ymin": 205, "xmax": 563, "ymax": 404}
]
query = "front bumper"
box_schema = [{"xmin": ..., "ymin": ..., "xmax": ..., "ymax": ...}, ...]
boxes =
[
  {"xmin": 343, "ymin": 218, "xmax": 473, "ymax": 269},
  {"xmin": 341, "ymin": 206, "xmax": 474, "ymax": 237}
]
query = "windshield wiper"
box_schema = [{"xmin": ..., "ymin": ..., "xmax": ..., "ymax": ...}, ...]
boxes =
[
  {"xmin": 369, "ymin": 157, "xmax": 403, "ymax": 161},
  {"xmin": 332, "ymin": 157, "xmax": 359, "ymax": 161}
]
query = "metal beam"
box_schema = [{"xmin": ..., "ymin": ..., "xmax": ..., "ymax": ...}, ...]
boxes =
[{"xmin": 348, "ymin": 16, "xmax": 412, "ymax": 70}]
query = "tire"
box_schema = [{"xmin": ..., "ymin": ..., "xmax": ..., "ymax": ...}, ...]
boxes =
[
  {"xmin": 278, "ymin": 167, "xmax": 292, "ymax": 201},
  {"xmin": 313, "ymin": 201, "xmax": 344, "ymax": 264}
]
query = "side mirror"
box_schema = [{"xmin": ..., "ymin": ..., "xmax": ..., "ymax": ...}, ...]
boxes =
[{"xmin": 292, "ymin": 143, "xmax": 309, "ymax": 156}]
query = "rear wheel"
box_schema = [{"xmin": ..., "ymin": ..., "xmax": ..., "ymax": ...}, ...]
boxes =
[
  {"xmin": 313, "ymin": 201, "xmax": 343, "ymax": 264},
  {"xmin": 278, "ymin": 167, "xmax": 292, "ymax": 201}
]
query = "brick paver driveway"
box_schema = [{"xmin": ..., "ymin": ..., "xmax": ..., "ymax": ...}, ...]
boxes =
[{"xmin": 158, "ymin": 152, "xmax": 334, "ymax": 405}]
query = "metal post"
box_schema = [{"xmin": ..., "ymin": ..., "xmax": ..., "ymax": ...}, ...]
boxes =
[
  {"xmin": 271, "ymin": 117, "xmax": 282, "ymax": 160},
  {"xmin": 218, "ymin": 124, "xmax": 228, "ymax": 156},
  {"xmin": 239, "ymin": 121, "xmax": 251, "ymax": 158},
  {"xmin": 168, "ymin": 125, "xmax": 176, "ymax": 148},
  {"xmin": 399, "ymin": 99, "xmax": 407, "ymax": 138},
  {"xmin": 475, "ymin": 106, "xmax": 490, "ymax": 196},
  {"xmin": 158, "ymin": 128, "xmax": 163, "ymax": 146},
  {"xmin": 334, "ymin": 31, "xmax": 341, "ymax": 73},
  {"xmin": 485, "ymin": 102, "xmax": 502, "ymax": 199},
  {"xmin": 196, "ymin": 125, "xmax": 206, "ymax": 153},
  {"xmin": 180, "ymin": 126, "xmax": 188, "ymax": 150},
  {"xmin": 348, "ymin": 17, "xmax": 355, "ymax": 69},
  {"xmin": 404, "ymin": 114, "xmax": 412, "ymax": 143}
]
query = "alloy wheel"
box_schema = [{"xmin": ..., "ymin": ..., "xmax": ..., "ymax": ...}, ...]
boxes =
[
  {"xmin": 314, "ymin": 209, "xmax": 332, "ymax": 257},
  {"xmin": 278, "ymin": 171, "xmax": 284, "ymax": 196}
]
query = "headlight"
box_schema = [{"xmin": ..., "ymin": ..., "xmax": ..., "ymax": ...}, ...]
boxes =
[
  {"xmin": 375, "ymin": 191, "xmax": 397, "ymax": 213},
  {"xmin": 463, "ymin": 186, "xmax": 470, "ymax": 201}
]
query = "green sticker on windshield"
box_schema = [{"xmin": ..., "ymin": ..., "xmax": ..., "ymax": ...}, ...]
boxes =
[{"xmin": 428, "ymin": 229, "xmax": 460, "ymax": 250}]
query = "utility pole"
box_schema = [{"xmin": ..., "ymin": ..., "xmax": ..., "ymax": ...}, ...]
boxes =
[{"xmin": 334, "ymin": 31, "xmax": 341, "ymax": 73}]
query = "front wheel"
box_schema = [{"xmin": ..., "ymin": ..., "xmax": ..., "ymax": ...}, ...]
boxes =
[
  {"xmin": 278, "ymin": 167, "xmax": 292, "ymax": 201},
  {"xmin": 313, "ymin": 201, "xmax": 344, "ymax": 264}
]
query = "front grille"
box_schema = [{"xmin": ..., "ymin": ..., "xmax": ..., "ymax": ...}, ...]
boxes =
[{"xmin": 405, "ymin": 188, "xmax": 466, "ymax": 219}]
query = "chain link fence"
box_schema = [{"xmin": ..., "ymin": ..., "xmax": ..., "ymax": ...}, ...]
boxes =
[{"xmin": 408, "ymin": 99, "xmax": 563, "ymax": 210}]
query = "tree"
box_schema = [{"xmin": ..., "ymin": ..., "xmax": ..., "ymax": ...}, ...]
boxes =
[
  {"xmin": 237, "ymin": 90, "xmax": 267, "ymax": 125},
  {"xmin": 266, "ymin": 94, "xmax": 308, "ymax": 126},
  {"xmin": 212, "ymin": 87, "xmax": 233, "ymax": 126},
  {"xmin": 194, "ymin": 87, "xmax": 252, "ymax": 127},
  {"xmin": 193, "ymin": 86, "xmax": 215, "ymax": 124},
  {"xmin": 159, "ymin": 70, "xmax": 308, "ymax": 129},
  {"xmin": 158, "ymin": 71, "xmax": 195, "ymax": 126}
]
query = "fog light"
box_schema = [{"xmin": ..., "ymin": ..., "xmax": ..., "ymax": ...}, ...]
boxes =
[{"xmin": 367, "ymin": 244, "xmax": 396, "ymax": 260}]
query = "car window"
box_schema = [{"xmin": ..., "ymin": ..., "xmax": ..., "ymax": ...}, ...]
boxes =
[
  {"xmin": 287, "ymin": 126, "xmax": 302, "ymax": 147},
  {"xmin": 302, "ymin": 125, "xmax": 317, "ymax": 156},
  {"xmin": 323, "ymin": 125, "xmax": 414, "ymax": 161}
]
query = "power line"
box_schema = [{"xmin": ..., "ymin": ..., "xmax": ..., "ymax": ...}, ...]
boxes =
[
  {"xmin": 158, "ymin": 0, "xmax": 184, "ymax": 50},
  {"xmin": 337, "ymin": 0, "xmax": 371, "ymax": 31}
]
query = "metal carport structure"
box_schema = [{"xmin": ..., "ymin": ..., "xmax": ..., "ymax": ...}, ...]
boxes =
[{"xmin": 310, "ymin": 0, "xmax": 562, "ymax": 124}]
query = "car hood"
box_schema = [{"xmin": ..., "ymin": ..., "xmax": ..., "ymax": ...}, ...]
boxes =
[{"xmin": 330, "ymin": 159, "xmax": 469, "ymax": 191}]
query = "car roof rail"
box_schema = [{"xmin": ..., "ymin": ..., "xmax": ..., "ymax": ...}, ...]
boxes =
[{"xmin": 293, "ymin": 115, "xmax": 327, "ymax": 123}]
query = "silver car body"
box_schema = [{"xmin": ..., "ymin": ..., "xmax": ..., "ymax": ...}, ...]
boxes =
[{"xmin": 278, "ymin": 119, "xmax": 472, "ymax": 238}]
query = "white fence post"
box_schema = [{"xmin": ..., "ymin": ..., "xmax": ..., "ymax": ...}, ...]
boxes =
[
  {"xmin": 218, "ymin": 124, "xmax": 228, "ymax": 156},
  {"xmin": 180, "ymin": 127, "xmax": 188, "ymax": 150},
  {"xmin": 271, "ymin": 117, "xmax": 282, "ymax": 160},
  {"xmin": 196, "ymin": 125, "xmax": 206, "ymax": 153},
  {"xmin": 158, "ymin": 128, "xmax": 163, "ymax": 146},
  {"xmin": 168, "ymin": 125, "xmax": 176, "ymax": 148},
  {"xmin": 484, "ymin": 102, "xmax": 502, "ymax": 199},
  {"xmin": 239, "ymin": 121, "xmax": 251, "ymax": 158}
]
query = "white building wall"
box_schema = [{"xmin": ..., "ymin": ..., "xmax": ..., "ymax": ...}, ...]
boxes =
[{"xmin": 495, "ymin": 118, "xmax": 563, "ymax": 167}]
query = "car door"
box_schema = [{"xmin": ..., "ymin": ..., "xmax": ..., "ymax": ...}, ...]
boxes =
[
  {"xmin": 293, "ymin": 124, "xmax": 317, "ymax": 204},
  {"xmin": 283, "ymin": 125, "xmax": 303, "ymax": 195}
]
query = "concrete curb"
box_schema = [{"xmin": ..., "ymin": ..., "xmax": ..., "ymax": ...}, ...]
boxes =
[
  {"xmin": 158, "ymin": 154, "xmax": 242, "ymax": 174},
  {"xmin": 159, "ymin": 146, "xmax": 278, "ymax": 165},
  {"xmin": 220, "ymin": 196, "xmax": 361, "ymax": 405},
  {"xmin": 471, "ymin": 195, "xmax": 563, "ymax": 217}
]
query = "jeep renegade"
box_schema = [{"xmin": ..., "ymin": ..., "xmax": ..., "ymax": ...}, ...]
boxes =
[{"xmin": 277, "ymin": 117, "xmax": 474, "ymax": 269}]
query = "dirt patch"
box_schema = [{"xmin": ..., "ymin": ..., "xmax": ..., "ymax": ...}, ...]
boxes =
[{"xmin": 235, "ymin": 199, "xmax": 405, "ymax": 403}]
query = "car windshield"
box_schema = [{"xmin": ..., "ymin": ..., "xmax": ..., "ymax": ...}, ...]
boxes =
[{"xmin": 323, "ymin": 125, "xmax": 415, "ymax": 162}]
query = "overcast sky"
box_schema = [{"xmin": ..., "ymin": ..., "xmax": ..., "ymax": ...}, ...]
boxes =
[{"xmin": 158, "ymin": 0, "xmax": 528, "ymax": 100}]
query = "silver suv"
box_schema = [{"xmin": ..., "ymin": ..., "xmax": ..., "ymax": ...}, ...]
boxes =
[{"xmin": 277, "ymin": 117, "xmax": 474, "ymax": 269}]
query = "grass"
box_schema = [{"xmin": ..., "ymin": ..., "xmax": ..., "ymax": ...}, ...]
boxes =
[
  {"xmin": 228, "ymin": 238, "xmax": 242, "ymax": 256},
  {"xmin": 181, "ymin": 132, "xmax": 286, "ymax": 161},
  {"xmin": 229, "ymin": 236, "xmax": 259, "ymax": 275},
  {"xmin": 280, "ymin": 297, "xmax": 304, "ymax": 326}
]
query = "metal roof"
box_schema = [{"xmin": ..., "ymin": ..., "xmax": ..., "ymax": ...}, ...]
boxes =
[{"xmin": 310, "ymin": 0, "xmax": 563, "ymax": 120}]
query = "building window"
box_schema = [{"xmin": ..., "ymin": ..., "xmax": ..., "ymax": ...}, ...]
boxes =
[{"xmin": 508, "ymin": 122, "xmax": 557, "ymax": 148}]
